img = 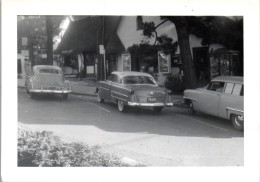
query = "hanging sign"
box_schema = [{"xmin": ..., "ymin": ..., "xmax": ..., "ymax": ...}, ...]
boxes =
[{"xmin": 158, "ymin": 51, "xmax": 171, "ymax": 73}]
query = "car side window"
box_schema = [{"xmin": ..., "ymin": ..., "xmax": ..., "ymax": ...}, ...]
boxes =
[
  {"xmin": 107, "ymin": 74, "xmax": 114, "ymax": 82},
  {"xmin": 114, "ymin": 75, "xmax": 120, "ymax": 84},
  {"xmin": 224, "ymin": 82, "xmax": 234, "ymax": 94},
  {"xmin": 206, "ymin": 81, "xmax": 225, "ymax": 92},
  {"xmin": 232, "ymin": 84, "xmax": 243, "ymax": 96}
]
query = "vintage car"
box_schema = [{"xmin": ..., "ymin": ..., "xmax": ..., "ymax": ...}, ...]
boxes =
[
  {"xmin": 25, "ymin": 65, "xmax": 72, "ymax": 99},
  {"xmin": 96, "ymin": 71, "xmax": 173, "ymax": 112},
  {"xmin": 183, "ymin": 76, "xmax": 244, "ymax": 131}
]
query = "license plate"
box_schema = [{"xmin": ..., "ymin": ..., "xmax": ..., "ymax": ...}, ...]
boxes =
[{"xmin": 148, "ymin": 97, "xmax": 156, "ymax": 102}]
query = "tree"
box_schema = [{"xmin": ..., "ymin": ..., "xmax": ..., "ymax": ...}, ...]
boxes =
[
  {"xmin": 142, "ymin": 16, "xmax": 243, "ymax": 89},
  {"xmin": 142, "ymin": 17, "xmax": 198, "ymax": 89},
  {"xmin": 17, "ymin": 16, "xmax": 64, "ymax": 66}
]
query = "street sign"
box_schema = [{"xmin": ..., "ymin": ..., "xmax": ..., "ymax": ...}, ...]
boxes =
[{"xmin": 99, "ymin": 45, "xmax": 104, "ymax": 54}]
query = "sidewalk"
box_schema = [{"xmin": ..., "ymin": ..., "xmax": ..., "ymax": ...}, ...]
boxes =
[
  {"xmin": 17, "ymin": 78, "xmax": 185, "ymax": 107},
  {"xmin": 17, "ymin": 78, "xmax": 97, "ymax": 97}
]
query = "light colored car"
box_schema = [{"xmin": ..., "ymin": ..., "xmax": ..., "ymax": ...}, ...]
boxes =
[
  {"xmin": 96, "ymin": 71, "xmax": 173, "ymax": 112},
  {"xmin": 183, "ymin": 76, "xmax": 244, "ymax": 131},
  {"xmin": 25, "ymin": 65, "xmax": 72, "ymax": 99}
]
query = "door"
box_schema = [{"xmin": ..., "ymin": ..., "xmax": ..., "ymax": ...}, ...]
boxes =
[
  {"xmin": 99, "ymin": 74, "xmax": 115, "ymax": 100},
  {"xmin": 200, "ymin": 81, "xmax": 225, "ymax": 116},
  {"xmin": 219, "ymin": 83, "xmax": 243, "ymax": 118}
]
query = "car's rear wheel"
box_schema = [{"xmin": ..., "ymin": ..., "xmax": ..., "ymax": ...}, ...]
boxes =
[
  {"xmin": 153, "ymin": 106, "xmax": 163, "ymax": 113},
  {"xmin": 231, "ymin": 114, "xmax": 244, "ymax": 131},
  {"xmin": 187, "ymin": 101, "xmax": 195, "ymax": 114},
  {"xmin": 62, "ymin": 94, "xmax": 68, "ymax": 100},
  {"xmin": 117, "ymin": 100, "xmax": 125, "ymax": 112},
  {"xmin": 97, "ymin": 90, "xmax": 104, "ymax": 103}
]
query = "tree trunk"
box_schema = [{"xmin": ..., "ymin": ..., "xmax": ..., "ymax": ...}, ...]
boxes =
[
  {"xmin": 174, "ymin": 18, "xmax": 198, "ymax": 89},
  {"xmin": 46, "ymin": 16, "xmax": 53, "ymax": 65}
]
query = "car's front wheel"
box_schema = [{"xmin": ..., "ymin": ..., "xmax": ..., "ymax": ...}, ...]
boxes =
[
  {"xmin": 231, "ymin": 114, "xmax": 244, "ymax": 131},
  {"xmin": 117, "ymin": 100, "xmax": 126, "ymax": 112},
  {"xmin": 97, "ymin": 90, "xmax": 104, "ymax": 103},
  {"xmin": 187, "ymin": 101, "xmax": 195, "ymax": 114}
]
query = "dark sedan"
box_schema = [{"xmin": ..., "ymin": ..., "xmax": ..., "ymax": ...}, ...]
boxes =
[{"xmin": 96, "ymin": 71, "xmax": 173, "ymax": 112}]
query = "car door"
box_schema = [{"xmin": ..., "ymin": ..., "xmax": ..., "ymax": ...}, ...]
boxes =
[
  {"xmin": 219, "ymin": 83, "xmax": 244, "ymax": 119},
  {"xmin": 110, "ymin": 75, "xmax": 129, "ymax": 102},
  {"xmin": 199, "ymin": 81, "xmax": 225, "ymax": 116},
  {"xmin": 99, "ymin": 74, "xmax": 114, "ymax": 100}
]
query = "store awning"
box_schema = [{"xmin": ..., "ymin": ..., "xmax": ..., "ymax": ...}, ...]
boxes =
[{"xmin": 55, "ymin": 16, "xmax": 125, "ymax": 54}]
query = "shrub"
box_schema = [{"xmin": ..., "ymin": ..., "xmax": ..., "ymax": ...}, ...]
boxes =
[
  {"xmin": 18, "ymin": 125, "xmax": 140, "ymax": 167},
  {"xmin": 164, "ymin": 74, "xmax": 184, "ymax": 93}
]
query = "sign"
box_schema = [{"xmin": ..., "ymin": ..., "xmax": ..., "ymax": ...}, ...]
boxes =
[
  {"xmin": 122, "ymin": 53, "xmax": 131, "ymax": 71},
  {"xmin": 21, "ymin": 50, "xmax": 29, "ymax": 57},
  {"xmin": 99, "ymin": 45, "xmax": 105, "ymax": 54},
  {"xmin": 21, "ymin": 37, "xmax": 28, "ymax": 46},
  {"xmin": 158, "ymin": 51, "xmax": 171, "ymax": 73}
]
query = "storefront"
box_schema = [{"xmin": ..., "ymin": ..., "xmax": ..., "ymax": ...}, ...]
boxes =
[{"xmin": 209, "ymin": 48, "xmax": 240, "ymax": 79}]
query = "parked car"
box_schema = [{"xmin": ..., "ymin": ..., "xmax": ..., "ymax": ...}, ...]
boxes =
[
  {"xmin": 96, "ymin": 71, "xmax": 173, "ymax": 112},
  {"xmin": 183, "ymin": 76, "xmax": 244, "ymax": 131},
  {"xmin": 25, "ymin": 65, "xmax": 72, "ymax": 99}
]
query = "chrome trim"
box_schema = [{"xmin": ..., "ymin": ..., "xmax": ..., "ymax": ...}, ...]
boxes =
[
  {"xmin": 111, "ymin": 95, "xmax": 128, "ymax": 102},
  {"xmin": 111, "ymin": 90, "xmax": 128, "ymax": 98},
  {"xmin": 99, "ymin": 86, "xmax": 110, "ymax": 91},
  {"xmin": 226, "ymin": 107, "xmax": 244, "ymax": 113},
  {"xmin": 183, "ymin": 97, "xmax": 198, "ymax": 102},
  {"xmin": 30, "ymin": 89, "xmax": 72, "ymax": 94},
  {"xmin": 128, "ymin": 102, "xmax": 173, "ymax": 107},
  {"xmin": 112, "ymin": 83, "xmax": 132, "ymax": 92}
]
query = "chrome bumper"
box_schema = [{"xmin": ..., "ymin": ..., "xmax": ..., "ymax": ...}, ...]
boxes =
[
  {"xmin": 127, "ymin": 102, "xmax": 173, "ymax": 107},
  {"xmin": 30, "ymin": 89, "xmax": 72, "ymax": 94}
]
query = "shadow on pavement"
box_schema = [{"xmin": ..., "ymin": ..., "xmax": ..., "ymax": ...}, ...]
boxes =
[{"xmin": 18, "ymin": 88, "xmax": 244, "ymax": 139}]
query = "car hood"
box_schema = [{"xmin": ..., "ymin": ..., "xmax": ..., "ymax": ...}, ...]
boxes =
[{"xmin": 34, "ymin": 74, "xmax": 63, "ymax": 86}]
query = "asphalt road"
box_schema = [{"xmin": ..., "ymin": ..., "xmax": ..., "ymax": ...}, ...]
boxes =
[{"xmin": 18, "ymin": 88, "xmax": 244, "ymax": 166}]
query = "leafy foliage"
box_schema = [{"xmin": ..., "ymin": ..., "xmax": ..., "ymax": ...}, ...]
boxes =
[
  {"xmin": 18, "ymin": 125, "xmax": 141, "ymax": 167},
  {"xmin": 164, "ymin": 74, "xmax": 185, "ymax": 93}
]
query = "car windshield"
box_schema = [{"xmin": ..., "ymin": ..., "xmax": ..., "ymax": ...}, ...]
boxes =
[
  {"xmin": 38, "ymin": 69, "xmax": 60, "ymax": 74},
  {"xmin": 121, "ymin": 76, "xmax": 156, "ymax": 85}
]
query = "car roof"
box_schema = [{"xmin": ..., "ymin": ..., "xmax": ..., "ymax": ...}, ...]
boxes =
[
  {"xmin": 111, "ymin": 71, "xmax": 153, "ymax": 78},
  {"xmin": 33, "ymin": 65, "xmax": 61, "ymax": 71},
  {"xmin": 212, "ymin": 76, "xmax": 243, "ymax": 84}
]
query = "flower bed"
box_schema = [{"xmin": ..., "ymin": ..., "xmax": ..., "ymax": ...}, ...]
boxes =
[{"xmin": 18, "ymin": 124, "xmax": 141, "ymax": 167}]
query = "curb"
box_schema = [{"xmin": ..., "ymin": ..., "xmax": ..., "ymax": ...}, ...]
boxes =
[
  {"xmin": 18, "ymin": 86, "xmax": 97, "ymax": 97},
  {"xmin": 71, "ymin": 92, "xmax": 97, "ymax": 97},
  {"xmin": 173, "ymin": 101, "xmax": 187, "ymax": 108},
  {"xmin": 18, "ymin": 86, "xmax": 185, "ymax": 106}
]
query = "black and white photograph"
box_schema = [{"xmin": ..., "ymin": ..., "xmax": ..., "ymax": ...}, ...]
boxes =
[{"xmin": 1, "ymin": 0, "xmax": 260, "ymax": 182}]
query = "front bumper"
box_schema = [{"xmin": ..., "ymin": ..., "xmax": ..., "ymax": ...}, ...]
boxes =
[
  {"xmin": 127, "ymin": 102, "xmax": 173, "ymax": 107},
  {"xmin": 30, "ymin": 89, "xmax": 72, "ymax": 94}
]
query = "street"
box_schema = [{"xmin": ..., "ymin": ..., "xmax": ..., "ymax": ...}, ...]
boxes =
[{"xmin": 18, "ymin": 88, "xmax": 244, "ymax": 166}]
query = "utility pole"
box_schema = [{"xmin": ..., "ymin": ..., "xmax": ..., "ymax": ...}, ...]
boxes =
[{"xmin": 97, "ymin": 16, "xmax": 106, "ymax": 80}]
